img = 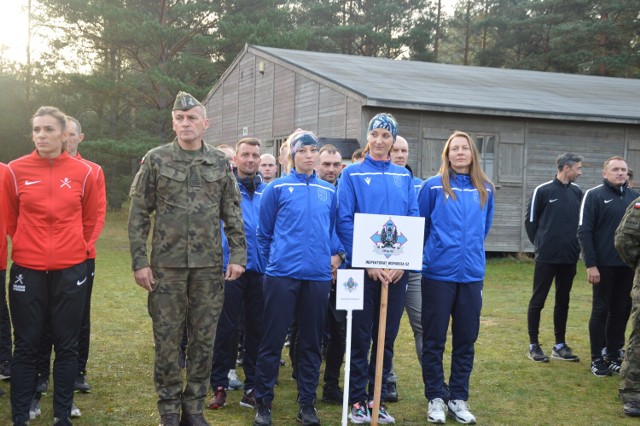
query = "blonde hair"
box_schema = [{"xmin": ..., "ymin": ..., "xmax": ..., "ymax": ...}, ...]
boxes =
[
  {"xmin": 283, "ymin": 131, "xmax": 301, "ymax": 174},
  {"xmin": 438, "ymin": 131, "xmax": 493, "ymax": 208}
]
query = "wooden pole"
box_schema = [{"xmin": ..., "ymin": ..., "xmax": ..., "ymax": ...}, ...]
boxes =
[{"xmin": 371, "ymin": 282, "xmax": 389, "ymax": 426}]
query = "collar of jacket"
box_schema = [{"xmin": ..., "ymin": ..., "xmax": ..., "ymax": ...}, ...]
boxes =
[
  {"xmin": 553, "ymin": 176, "xmax": 573, "ymax": 188},
  {"xmin": 290, "ymin": 168, "xmax": 318, "ymax": 183},
  {"xmin": 603, "ymin": 178, "xmax": 628, "ymax": 195},
  {"xmin": 169, "ymin": 138, "xmax": 216, "ymax": 165},
  {"xmin": 363, "ymin": 153, "xmax": 391, "ymax": 169},
  {"xmin": 30, "ymin": 149, "xmax": 71, "ymax": 163},
  {"xmin": 449, "ymin": 170, "xmax": 471, "ymax": 185}
]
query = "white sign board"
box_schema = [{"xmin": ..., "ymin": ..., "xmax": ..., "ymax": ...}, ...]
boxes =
[
  {"xmin": 352, "ymin": 213, "xmax": 425, "ymax": 270},
  {"xmin": 336, "ymin": 269, "xmax": 364, "ymax": 311}
]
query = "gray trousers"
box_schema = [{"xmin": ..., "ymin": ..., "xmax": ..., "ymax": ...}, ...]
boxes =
[{"xmin": 389, "ymin": 271, "xmax": 423, "ymax": 383}]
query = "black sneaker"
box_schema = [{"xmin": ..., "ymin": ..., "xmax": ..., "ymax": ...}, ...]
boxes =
[
  {"xmin": 53, "ymin": 418, "xmax": 73, "ymax": 425},
  {"xmin": 74, "ymin": 372, "xmax": 91, "ymax": 393},
  {"xmin": 254, "ymin": 400, "xmax": 272, "ymax": 426},
  {"xmin": 384, "ymin": 381, "xmax": 399, "ymax": 403},
  {"xmin": 179, "ymin": 412, "xmax": 210, "ymax": 426},
  {"xmin": 527, "ymin": 344, "xmax": 549, "ymax": 362},
  {"xmin": 607, "ymin": 357, "xmax": 622, "ymax": 375},
  {"xmin": 0, "ymin": 360, "xmax": 10, "ymax": 380},
  {"xmin": 551, "ymin": 344, "xmax": 580, "ymax": 362},
  {"xmin": 296, "ymin": 404, "xmax": 320, "ymax": 426},
  {"xmin": 240, "ymin": 388, "xmax": 256, "ymax": 408},
  {"xmin": 321, "ymin": 384, "xmax": 343, "ymax": 404},
  {"xmin": 623, "ymin": 400, "xmax": 640, "ymax": 417},
  {"xmin": 591, "ymin": 358, "xmax": 612, "ymax": 377}
]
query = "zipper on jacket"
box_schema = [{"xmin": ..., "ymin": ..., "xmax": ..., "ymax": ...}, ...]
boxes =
[{"xmin": 48, "ymin": 159, "xmax": 55, "ymax": 269}]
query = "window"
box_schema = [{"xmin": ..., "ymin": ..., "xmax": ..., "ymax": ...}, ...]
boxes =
[{"xmin": 475, "ymin": 134, "xmax": 496, "ymax": 179}]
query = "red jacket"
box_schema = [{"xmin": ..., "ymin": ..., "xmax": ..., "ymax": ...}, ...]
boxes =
[
  {"xmin": 0, "ymin": 163, "xmax": 7, "ymax": 270},
  {"xmin": 76, "ymin": 154, "xmax": 106, "ymax": 259},
  {"xmin": 3, "ymin": 151, "xmax": 98, "ymax": 270}
]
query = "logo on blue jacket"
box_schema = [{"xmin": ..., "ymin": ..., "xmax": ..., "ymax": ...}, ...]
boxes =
[
  {"xmin": 318, "ymin": 188, "xmax": 328, "ymax": 202},
  {"xmin": 370, "ymin": 218, "xmax": 408, "ymax": 258}
]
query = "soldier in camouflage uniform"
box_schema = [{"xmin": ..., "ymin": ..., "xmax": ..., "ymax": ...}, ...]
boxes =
[
  {"xmin": 615, "ymin": 197, "xmax": 640, "ymax": 417},
  {"xmin": 128, "ymin": 91, "xmax": 247, "ymax": 426}
]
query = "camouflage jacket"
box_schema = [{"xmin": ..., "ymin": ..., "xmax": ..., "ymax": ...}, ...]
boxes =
[
  {"xmin": 615, "ymin": 196, "xmax": 640, "ymax": 270},
  {"xmin": 128, "ymin": 139, "xmax": 247, "ymax": 271}
]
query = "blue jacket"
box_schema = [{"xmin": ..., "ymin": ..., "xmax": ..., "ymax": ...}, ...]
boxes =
[
  {"xmin": 337, "ymin": 154, "xmax": 419, "ymax": 262},
  {"xmin": 222, "ymin": 222, "xmax": 229, "ymax": 272},
  {"xmin": 419, "ymin": 173, "xmax": 494, "ymax": 283},
  {"xmin": 239, "ymin": 178, "xmax": 267, "ymax": 273},
  {"xmin": 258, "ymin": 169, "xmax": 337, "ymax": 281},
  {"xmin": 221, "ymin": 178, "xmax": 267, "ymax": 273},
  {"xmin": 413, "ymin": 176, "xmax": 424, "ymax": 195}
]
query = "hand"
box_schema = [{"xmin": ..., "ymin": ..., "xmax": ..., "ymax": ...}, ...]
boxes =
[
  {"xmin": 226, "ymin": 264, "xmax": 245, "ymax": 281},
  {"xmin": 366, "ymin": 268, "xmax": 391, "ymax": 287},
  {"xmin": 366, "ymin": 268, "xmax": 405, "ymax": 287},
  {"xmin": 587, "ymin": 266, "xmax": 600, "ymax": 285},
  {"xmin": 330, "ymin": 254, "xmax": 343, "ymax": 278},
  {"xmin": 387, "ymin": 269, "xmax": 404, "ymax": 284},
  {"xmin": 134, "ymin": 267, "xmax": 154, "ymax": 292}
]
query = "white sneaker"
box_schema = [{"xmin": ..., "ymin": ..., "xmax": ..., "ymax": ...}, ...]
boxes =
[
  {"xmin": 227, "ymin": 368, "xmax": 243, "ymax": 390},
  {"xmin": 428, "ymin": 398, "xmax": 447, "ymax": 424},
  {"xmin": 29, "ymin": 398, "xmax": 41, "ymax": 420},
  {"xmin": 71, "ymin": 401, "xmax": 82, "ymax": 418},
  {"xmin": 447, "ymin": 400, "xmax": 476, "ymax": 424}
]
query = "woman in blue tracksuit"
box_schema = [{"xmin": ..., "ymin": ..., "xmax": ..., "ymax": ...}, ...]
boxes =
[
  {"xmin": 337, "ymin": 113, "xmax": 418, "ymax": 424},
  {"xmin": 419, "ymin": 131, "xmax": 494, "ymax": 425},
  {"xmin": 253, "ymin": 131, "xmax": 336, "ymax": 426}
]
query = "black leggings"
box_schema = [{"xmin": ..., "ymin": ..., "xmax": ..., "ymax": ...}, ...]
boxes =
[{"xmin": 9, "ymin": 262, "xmax": 88, "ymax": 423}]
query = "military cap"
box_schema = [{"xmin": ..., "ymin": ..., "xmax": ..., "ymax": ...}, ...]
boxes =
[{"xmin": 173, "ymin": 91, "xmax": 203, "ymax": 111}]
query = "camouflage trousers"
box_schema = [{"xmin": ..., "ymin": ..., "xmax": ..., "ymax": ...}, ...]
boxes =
[
  {"xmin": 148, "ymin": 267, "xmax": 224, "ymax": 415},
  {"xmin": 620, "ymin": 269, "xmax": 640, "ymax": 403}
]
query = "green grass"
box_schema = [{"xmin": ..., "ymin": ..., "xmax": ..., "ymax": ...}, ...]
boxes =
[{"xmin": 0, "ymin": 211, "xmax": 636, "ymax": 425}]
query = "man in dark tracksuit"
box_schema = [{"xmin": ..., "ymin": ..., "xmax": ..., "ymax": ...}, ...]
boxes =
[
  {"xmin": 208, "ymin": 138, "xmax": 266, "ymax": 411},
  {"xmin": 525, "ymin": 153, "xmax": 584, "ymax": 363},
  {"xmin": 578, "ymin": 156, "xmax": 639, "ymax": 377}
]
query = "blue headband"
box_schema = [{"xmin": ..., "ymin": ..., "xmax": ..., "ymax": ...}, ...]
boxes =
[
  {"xmin": 290, "ymin": 131, "xmax": 319, "ymax": 158},
  {"xmin": 368, "ymin": 113, "xmax": 398, "ymax": 141}
]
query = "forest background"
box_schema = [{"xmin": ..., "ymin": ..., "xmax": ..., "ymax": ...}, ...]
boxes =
[{"xmin": 0, "ymin": 0, "xmax": 637, "ymax": 209}]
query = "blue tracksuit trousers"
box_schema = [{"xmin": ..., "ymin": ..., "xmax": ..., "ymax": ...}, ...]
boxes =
[
  {"xmin": 348, "ymin": 272, "xmax": 408, "ymax": 404},
  {"xmin": 254, "ymin": 276, "xmax": 330, "ymax": 405},
  {"xmin": 210, "ymin": 271, "xmax": 264, "ymax": 390},
  {"xmin": 421, "ymin": 278, "xmax": 483, "ymax": 402}
]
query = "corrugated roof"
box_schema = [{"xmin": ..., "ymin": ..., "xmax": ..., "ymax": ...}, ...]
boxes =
[{"xmin": 251, "ymin": 45, "xmax": 640, "ymax": 124}]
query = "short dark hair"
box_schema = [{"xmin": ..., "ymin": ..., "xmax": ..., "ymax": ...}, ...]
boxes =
[
  {"xmin": 319, "ymin": 144, "xmax": 340, "ymax": 156},
  {"xmin": 351, "ymin": 148, "xmax": 364, "ymax": 162},
  {"xmin": 236, "ymin": 137, "xmax": 261, "ymax": 151},
  {"xmin": 66, "ymin": 116, "xmax": 82, "ymax": 134},
  {"xmin": 556, "ymin": 152, "xmax": 583, "ymax": 171}
]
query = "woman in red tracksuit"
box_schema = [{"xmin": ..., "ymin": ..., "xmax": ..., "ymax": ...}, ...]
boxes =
[{"xmin": 3, "ymin": 106, "xmax": 97, "ymax": 426}]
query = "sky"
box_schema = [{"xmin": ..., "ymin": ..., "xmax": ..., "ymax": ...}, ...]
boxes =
[
  {"xmin": 0, "ymin": 0, "xmax": 458, "ymax": 65},
  {"xmin": 0, "ymin": 2, "xmax": 31, "ymax": 63}
]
